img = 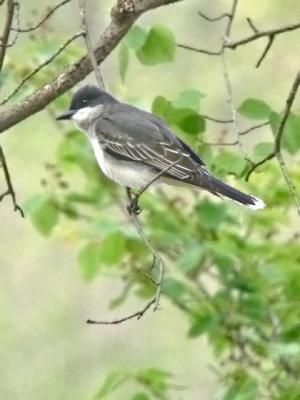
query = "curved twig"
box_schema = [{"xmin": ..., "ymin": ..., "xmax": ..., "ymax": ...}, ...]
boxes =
[
  {"xmin": 12, "ymin": 0, "xmax": 72, "ymax": 33},
  {"xmin": 0, "ymin": 32, "xmax": 83, "ymax": 106}
]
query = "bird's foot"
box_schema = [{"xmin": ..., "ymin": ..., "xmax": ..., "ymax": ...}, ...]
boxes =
[{"xmin": 127, "ymin": 195, "xmax": 142, "ymax": 215}]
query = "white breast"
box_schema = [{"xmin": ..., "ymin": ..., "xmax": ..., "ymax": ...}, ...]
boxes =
[{"xmin": 90, "ymin": 137, "xmax": 157, "ymax": 189}]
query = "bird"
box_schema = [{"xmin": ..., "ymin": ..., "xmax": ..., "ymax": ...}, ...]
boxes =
[{"xmin": 56, "ymin": 85, "xmax": 265, "ymax": 211}]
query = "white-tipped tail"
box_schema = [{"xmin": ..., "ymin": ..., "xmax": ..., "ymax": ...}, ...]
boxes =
[{"xmin": 245, "ymin": 196, "xmax": 265, "ymax": 210}]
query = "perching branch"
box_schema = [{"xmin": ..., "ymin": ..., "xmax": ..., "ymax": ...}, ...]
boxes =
[
  {"xmin": 0, "ymin": 0, "xmax": 182, "ymax": 135},
  {"xmin": 0, "ymin": 145, "xmax": 24, "ymax": 217},
  {"xmin": 87, "ymin": 158, "xmax": 182, "ymax": 325}
]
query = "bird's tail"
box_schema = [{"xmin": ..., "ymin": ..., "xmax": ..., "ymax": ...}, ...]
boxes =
[{"xmin": 204, "ymin": 174, "xmax": 265, "ymax": 210}]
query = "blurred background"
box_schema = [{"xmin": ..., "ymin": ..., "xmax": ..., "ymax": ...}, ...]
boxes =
[{"xmin": 1, "ymin": 1, "xmax": 300, "ymax": 399}]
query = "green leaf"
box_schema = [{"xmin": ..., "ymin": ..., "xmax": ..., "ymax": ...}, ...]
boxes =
[
  {"xmin": 25, "ymin": 194, "xmax": 59, "ymax": 236},
  {"xmin": 177, "ymin": 244, "xmax": 204, "ymax": 273},
  {"xmin": 137, "ymin": 368, "xmax": 170, "ymax": 396},
  {"xmin": 252, "ymin": 142, "xmax": 274, "ymax": 162},
  {"xmin": 224, "ymin": 374, "xmax": 258, "ymax": 400},
  {"xmin": 136, "ymin": 25, "xmax": 175, "ymax": 65},
  {"xmin": 79, "ymin": 233, "xmax": 126, "ymax": 281},
  {"xmin": 238, "ymin": 98, "xmax": 271, "ymax": 120},
  {"xmin": 126, "ymin": 25, "xmax": 147, "ymax": 50},
  {"xmin": 173, "ymin": 89, "xmax": 205, "ymax": 112},
  {"xmin": 131, "ymin": 393, "xmax": 150, "ymax": 400},
  {"xmin": 270, "ymin": 111, "xmax": 300, "ymax": 154},
  {"xmin": 188, "ymin": 311, "xmax": 218, "ymax": 337},
  {"xmin": 151, "ymin": 96, "xmax": 174, "ymax": 124},
  {"xmin": 214, "ymin": 150, "xmax": 248, "ymax": 175},
  {"xmin": 93, "ymin": 371, "xmax": 130, "ymax": 399},
  {"xmin": 118, "ymin": 43, "xmax": 129, "ymax": 83},
  {"xmin": 196, "ymin": 200, "xmax": 228, "ymax": 229},
  {"xmin": 78, "ymin": 242, "xmax": 102, "ymax": 282},
  {"xmin": 99, "ymin": 232, "xmax": 126, "ymax": 265},
  {"xmin": 162, "ymin": 278, "xmax": 187, "ymax": 301},
  {"xmin": 56, "ymin": 130, "xmax": 96, "ymax": 175},
  {"xmin": 176, "ymin": 109, "xmax": 206, "ymax": 135},
  {"xmin": 281, "ymin": 113, "xmax": 300, "ymax": 154}
]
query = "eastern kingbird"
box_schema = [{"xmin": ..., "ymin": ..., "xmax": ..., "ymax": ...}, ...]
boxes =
[{"xmin": 56, "ymin": 85, "xmax": 265, "ymax": 210}]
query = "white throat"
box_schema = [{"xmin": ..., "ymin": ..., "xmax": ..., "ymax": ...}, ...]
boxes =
[{"xmin": 72, "ymin": 104, "xmax": 103, "ymax": 130}]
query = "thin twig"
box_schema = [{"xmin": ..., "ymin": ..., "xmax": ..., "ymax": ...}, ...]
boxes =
[
  {"xmin": 220, "ymin": 0, "xmax": 253, "ymax": 166},
  {"xmin": 0, "ymin": 145, "xmax": 24, "ymax": 217},
  {"xmin": 202, "ymin": 140, "xmax": 238, "ymax": 147},
  {"xmin": 88, "ymin": 159, "xmax": 182, "ymax": 325},
  {"xmin": 239, "ymin": 121, "xmax": 269, "ymax": 135},
  {"xmin": 255, "ymin": 34, "xmax": 274, "ymax": 68},
  {"xmin": 198, "ymin": 10, "xmax": 230, "ymax": 22},
  {"xmin": 0, "ymin": 32, "xmax": 83, "ymax": 106},
  {"xmin": 224, "ymin": 0, "xmax": 238, "ymax": 39},
  {"xmin": 12, "ymin": 0, "xmax": 72, "ymax": 33},
  {"xmin": 177, "ymin": 43, "xmax": 222, "ymax": 56},
  {"xmin": 276, "ymin": 152, "xmax": 300, "ymax": 216},
  {"xmin": 79, "ymin": 0, "xmax": 105, "ymax": 89},
  {"xmin": 246, "ymin": 71, "xmax": 300, "ymax": 215},
  {"xmin": 227, "ymin": 20, "xmax": 300, "ymax": 50},
  {"xmin": 127, "ymin": 157, "xmax": 182, "ymax": 214},
  {"xmin": 0, "ymin": 0, "xmax": 15, "ymax": 71},
  {"xmin": 246, "ymin": 17, "xmax": 259, "ymax": 34},
  {"xmin": 87, "ymin": 298, "xmax": 156, "ymax": 324},
  {"xmin": 246, "ymin": 70, "xmax": 300, "ymax": 180},
  {"xmin": 178, "ymin": 19, "xmax": 300, "ymax": 65},
  {"xmin": 202, "ymin": 114, "xmax": 233, "ymax": 124}
]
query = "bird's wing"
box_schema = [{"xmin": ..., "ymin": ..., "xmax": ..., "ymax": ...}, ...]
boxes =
[{"xmin": 95, "ymin": 105, "xmax": 206, "ymax": 182}]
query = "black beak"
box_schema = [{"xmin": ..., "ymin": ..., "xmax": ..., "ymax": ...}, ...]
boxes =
[{"xmin": 56, "ymin": 110, "xmax": 76, "ymax": 120}]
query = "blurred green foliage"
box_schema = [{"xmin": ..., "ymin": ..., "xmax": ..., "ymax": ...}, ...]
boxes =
[{"xmin": 3, "ymin": 4, "xmax": 300, "ymax": 400}]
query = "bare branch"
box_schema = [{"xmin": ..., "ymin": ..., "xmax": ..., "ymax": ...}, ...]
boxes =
[
  {"xmin": 177, "ymin": 43, "xmax": 222, "ymax": 56},
  {"xmin": 227, "ymin": 20, "xmax": 300, "ymax": 50},
  {"xmin": 202, "ymin": 123, "xmax": 269, "ymax": 146},
  {"xmin": 12, "ymin": 0, "xmax": 72, "ymax": 33},
  {"xmin": 0, "ymin": 0, "xmax": 182, "ymax": 135},
  {"xmin": 246, "ymin": 70, "xmax": 300, "ymax": 180},
  {"xmin": 246, "ymin": 71, "xmax": 300, "ymax": 215},
  {"xmin": 255, "ymin": 34, "xmax": 274, "ymax": 68},
  {"xmin": 87, "ymin": 157, "xmax": 184, "ymax": 325},
  {"xmin": 276, "ymin": 152, "xmax": 300, "ymax": 216},
  {"xmin": 127, "ymin": 157, "xmax": 182, "ymax": 215},
  {"xmin": 0, "ymin": 0, "xmax": 15, "ymax": 71},
  {"xmin": 79, "ymin": 0, "xmax": 105, "ymax": 89},
  {"xmin": 198, "ymin": 10, "xmax": 230, "ymax": 22},
  {"xmin": 202, "ymin": 140, "xmax": 238, "ymax": 147},
  {"xmin": 202, "ymin": 114, "xmax": 233, "ymax": 124},
  {"xmin": 0, "ymin": 145, "xmax": 24, "ymax": 217},
  {"xmin": 246, "ymin": 17, "xmax": 259, "ymax": 34},
  {"xmin": 0, "ymin": 32, "xmax": 83, "ymax": 106},
  {"xmin": 86, "ymin": 297, "xmax": 156, "ymax": 324},
  {"xmin": 224, "ymin": 0, "xmax": 238, "ymax": 39},
  {"xmin": 239, "ymin": 121, "xmax": 269, "ymax": 136}
]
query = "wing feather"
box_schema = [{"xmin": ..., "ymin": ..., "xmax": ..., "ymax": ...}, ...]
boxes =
[{"xmin": 95, "ymin": 106, "xmax": 205, "ymax": 182}]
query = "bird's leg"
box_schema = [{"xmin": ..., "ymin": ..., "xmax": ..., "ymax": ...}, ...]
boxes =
[{"xmin": 126, "ymin": 187, "xmax": 142, "ymax": 215}]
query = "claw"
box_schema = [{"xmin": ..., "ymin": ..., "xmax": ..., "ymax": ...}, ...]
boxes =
[{"xmin": 127, "ymin": 198, "xmax": 142, "ymax": 215}]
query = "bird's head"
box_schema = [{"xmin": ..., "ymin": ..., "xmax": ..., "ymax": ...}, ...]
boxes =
[{"xmin": 56, "ymin": 85, "xmax": 116, "ymax": 129}]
